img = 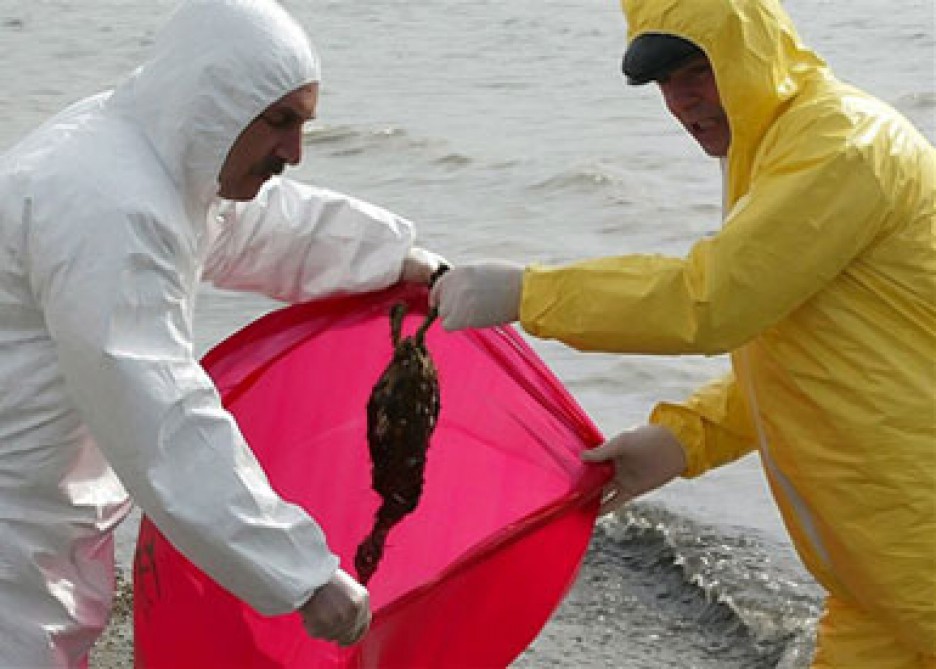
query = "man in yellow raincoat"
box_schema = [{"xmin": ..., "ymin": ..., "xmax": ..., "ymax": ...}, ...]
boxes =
[{"xmin": 430, "ymin": 0, "xmax": 935, "ymax": 666}]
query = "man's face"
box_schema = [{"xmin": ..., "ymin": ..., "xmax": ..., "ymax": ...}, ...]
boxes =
[
  {"xmin": 657, "ymin": 56, "xmax": 730, "ymax": 157},
  {"xmin": 218, "ymin": 83, "xmax": 319, "ymax": 200}
]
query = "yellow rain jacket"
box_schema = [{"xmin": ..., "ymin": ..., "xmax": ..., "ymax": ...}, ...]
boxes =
[{"xmin": 519, "ymin": 0, "xmax": 936, "ymax": 664}]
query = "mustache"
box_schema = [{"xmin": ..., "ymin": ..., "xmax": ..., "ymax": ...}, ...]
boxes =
[{"xmin": 251, "ymin": 157, "xmax": 287, "ymax": 177}]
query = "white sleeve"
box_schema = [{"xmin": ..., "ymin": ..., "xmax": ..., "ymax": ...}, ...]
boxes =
[
  {"xmin": 30, "ymin": 204, "xmax": 338, "ymax": 616},
  {"xmin": 204, "ymin": 177, "xmax": 415, "ymax": 302}
]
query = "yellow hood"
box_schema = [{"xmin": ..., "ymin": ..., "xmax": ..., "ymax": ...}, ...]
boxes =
[{"xmin": 621, "ymin": 0, "xmax": 826, "ymax": 206}]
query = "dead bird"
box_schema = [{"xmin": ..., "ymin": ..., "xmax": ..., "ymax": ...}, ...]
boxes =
[{"xmin": 354, "ymin": 301, "xmax": 441, "ymax": 585}]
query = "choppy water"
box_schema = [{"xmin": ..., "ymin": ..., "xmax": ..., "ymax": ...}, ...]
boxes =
[{"xmin": 3, "ymin": 0, "xmax": 933, "ymax": 666}]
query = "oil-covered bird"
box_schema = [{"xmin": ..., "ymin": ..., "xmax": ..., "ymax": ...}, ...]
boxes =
[{"xmin": 354, "ymin": 301, "xmax": 441, "ymax": 585}]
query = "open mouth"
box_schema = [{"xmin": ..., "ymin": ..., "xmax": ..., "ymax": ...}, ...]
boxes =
[
  {"xmin": 253, "ymin": 160, "xmax": 286, "ymax": 180},
  {"xmin": 690, "ymin": 118, "xmax": 718, "ymax": 134}
]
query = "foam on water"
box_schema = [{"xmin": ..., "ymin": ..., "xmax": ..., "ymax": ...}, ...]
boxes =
[{"xmin": 607, "ymin": 504, "xmax": 822, "ymax": 662}]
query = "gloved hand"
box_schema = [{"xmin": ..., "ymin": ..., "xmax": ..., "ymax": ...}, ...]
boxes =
[
  {"xmin": 299, "ymin": 568, "xmax": 371, "ymax": 647},
  {"xmin": 428, "ymin": 260, "xmax": 524, "ymax": 331},
  {"xmin": 580, "ymin": 425, "xmax": 687, "ymax": 515},
  {"xmin": 399, "ymin": 246, "xmax": 449, "ymax": 285}
]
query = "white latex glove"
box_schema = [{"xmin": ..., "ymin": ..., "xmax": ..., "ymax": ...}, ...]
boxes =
[
  {"xmin": 299, "ymin": 568, "xmax": 371, "ymax": 647},
  {"xmin": 399, "ymin": 246, "xmax": 449, "ymax": 285},
  {"xmin": 580, "ymin": 425, "xmax": 688, "ymax": 515},
  {"xmin": 428, "ymin": 260, "xmax": 524, "ymax": 331}
]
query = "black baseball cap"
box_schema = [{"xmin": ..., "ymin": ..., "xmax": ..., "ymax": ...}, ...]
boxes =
[{"xmin": 622, "ymin": 33, "xmax": 705, "ymax": 85}]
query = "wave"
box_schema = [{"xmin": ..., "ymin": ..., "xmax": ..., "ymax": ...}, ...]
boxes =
[
  {"xmin": 304, "ymin": 123, "xmax": 473, "ymax": 168},
  {"xmin": 589, "ymin": 502, "xmax": 822, "ymax": 668},
  {"xmin": 529, "ymin": 165, "xmax": 623, "ymax": 192}
]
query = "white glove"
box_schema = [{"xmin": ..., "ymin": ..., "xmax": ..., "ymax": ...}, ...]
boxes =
[
  {"xmin": 399, "ymin": 246, "xmax": 449, "ymax": 285},
  {"xmin": 299, "ymin": 568, "xmax": 371, "ymax": 647},
  {"xmin": 429, "ymin": 260, "xmax": 524, "ymax": 331},
  {"xmin": 580, "ymin": 425, "xmax": 687, "ymax": 515}
]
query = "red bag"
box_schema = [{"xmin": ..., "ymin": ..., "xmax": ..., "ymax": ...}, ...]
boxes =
[{"xmin": 134, "ymin": 284, "xmax": 610, "ymax": 668}]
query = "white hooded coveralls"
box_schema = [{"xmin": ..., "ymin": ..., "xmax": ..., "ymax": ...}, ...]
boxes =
[{"xmin": 0, "ymin": 1, "xmax": 415, "ymax": 665}]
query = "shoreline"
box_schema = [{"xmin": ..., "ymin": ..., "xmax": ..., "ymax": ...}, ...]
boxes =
[{"xmin": 90, "ymin": 520, "xmax": 812, "ymax": 669}]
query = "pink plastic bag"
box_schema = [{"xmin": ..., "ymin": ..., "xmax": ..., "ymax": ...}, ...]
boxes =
[{"xmin": 133, "ymin": 284, "xmax": 610, "ymax": 668}]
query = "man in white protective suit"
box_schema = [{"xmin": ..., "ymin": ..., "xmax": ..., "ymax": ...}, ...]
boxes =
[{"xmin": 0, "ymin": 0, "xmax": 446, "ymax": 665}]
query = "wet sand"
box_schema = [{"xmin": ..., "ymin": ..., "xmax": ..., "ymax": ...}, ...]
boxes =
[
  {"xmin": 89, "ymin": 571, "xmax": 134, "ymax": 669},
  {"xmin": 89, "ymin": 517, "xmax": 815, "ymax": 669}
]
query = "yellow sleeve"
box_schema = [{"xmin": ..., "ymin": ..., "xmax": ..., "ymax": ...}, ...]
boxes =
[
  {"xmin": 519, "ymin": 127, "xmax": 887, "ymax": 355},
  {"xmin": 648, "ymin": 372, "xmax": 756, "ymax": 478}
]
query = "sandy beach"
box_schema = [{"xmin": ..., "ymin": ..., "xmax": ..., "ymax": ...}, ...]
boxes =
[{"xmin": 89, "ymin": 510, "xmax": 817, "ymax": 669}]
